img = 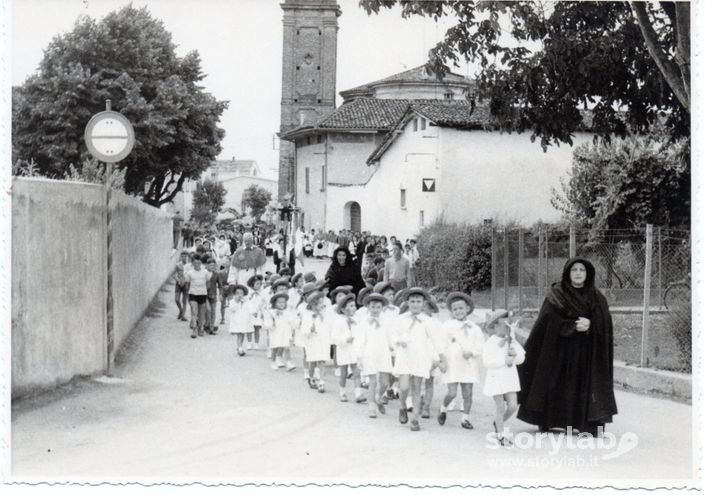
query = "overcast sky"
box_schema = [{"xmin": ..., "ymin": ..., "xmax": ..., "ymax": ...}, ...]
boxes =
[{"xmin": 11, "ymin": 0, "xmax": 477, "ymax": 179}]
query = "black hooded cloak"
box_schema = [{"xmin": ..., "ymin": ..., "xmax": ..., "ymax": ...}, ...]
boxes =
[
  {"xmin": 324, "ymin": 247, "xmax": 365, "ymax": 296},
  {"xmin": 517, "ymin": 257, "xmax": 618, "ymax": 433}
]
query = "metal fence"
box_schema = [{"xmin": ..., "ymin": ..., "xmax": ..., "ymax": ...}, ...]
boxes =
[{"xmin": 489, "ymin": 225, "xmax": 691, "ymax": 373}]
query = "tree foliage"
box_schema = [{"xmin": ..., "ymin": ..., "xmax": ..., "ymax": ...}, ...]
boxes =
[
  {"xmin": 360, "ymin": 1, "xmax": 690, "ymax": 148},
  {"xmin": 12, "ymin": 5, "xmax": 228, "ymax": 206},
  {"xmin": 241, "ymin": 185, "xmax": 273, "ymax": 221},
  {"xmin": 191, "ymin": 179, "xmax": 226, "ymax": 227},
  {"xmin": 551, "ymin": 135, "xmax": 690, "ymax": 233}
]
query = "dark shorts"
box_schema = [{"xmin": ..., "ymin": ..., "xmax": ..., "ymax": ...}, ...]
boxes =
[
  {"xmin": 175, "ymin": 283, "xmax": 187, "ymax": 295},
  {"xmin": 189, "ymin": 294, "xmax": 208, "ymax": 305}
]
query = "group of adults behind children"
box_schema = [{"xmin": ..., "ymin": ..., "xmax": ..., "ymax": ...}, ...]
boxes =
[{"xmin": 172, "ymin": 226, "xmax": 617, "ymax": 444}]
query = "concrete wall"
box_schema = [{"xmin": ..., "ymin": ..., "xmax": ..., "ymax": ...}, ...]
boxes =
[
  {"xmin": 111, "ymin": 191, "xmax": 173, "ymax": 348},
  {"xmin": 12, "ymin": 177, "xmax": 173, "ymax": 398}
]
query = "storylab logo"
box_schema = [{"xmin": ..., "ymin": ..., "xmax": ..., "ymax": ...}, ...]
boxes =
[{"xmin": 485, "ymin": 427, "xmax": 639, "ymax": 466}]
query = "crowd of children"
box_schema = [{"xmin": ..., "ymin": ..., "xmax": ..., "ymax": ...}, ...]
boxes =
[{"xmin": 213, "ymin": 268, "xmax": 526, "ymax": 446}]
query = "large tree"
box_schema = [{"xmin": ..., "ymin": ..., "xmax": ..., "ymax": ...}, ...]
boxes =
[
  {"xmin": 360, "ymin": 1, "xmax": 690, "ymax": 148},
  {"xmin": 551, "ymin": 135, "xmax": 690, "ymax": 231},
  {"xmin": 190, "ymin": 179, "xmax": 226, "ymax": 228},
  {"xmin": 241, "ymin": 184, "xmax": 273, "ymax": 221},
  {"xmin": 12, "ymin": 5, "xmax": 227, "ymax": 207}
]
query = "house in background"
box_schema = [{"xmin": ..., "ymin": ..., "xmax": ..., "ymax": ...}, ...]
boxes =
[
  {"xmin": 280, "ymin": 66, "xmax": 592, "ymax": 240},
  {"xmin": 170, "ymin": 158, "xmax": 278, "ymax": 221}
]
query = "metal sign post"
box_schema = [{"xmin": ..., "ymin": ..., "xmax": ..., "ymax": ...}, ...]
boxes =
[{"xmin": 84, "ymin": 100, "xmax": 135, "ymax": 376}]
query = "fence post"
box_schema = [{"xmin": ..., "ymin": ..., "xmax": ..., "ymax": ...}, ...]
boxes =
[
  {"xmin": 105, "ymin": 162, "xmax": 114, "ymax": 376},
  {"xmin": 640, "ymin": 224, "xmax": 654, "ymax": 368},
  {"xmin": 537, "ymin": 228, "xmax": 544, "ymax": 306},
  {"xmin": 569, "ymin": 222, "xmax": 576, "ymax": 258},
  {"xmin": 504, "ymin": 229, "xmax": 509, "ymax": 310},
  {"xmin": 491, "ymin": 227, "xmax": 497, "ymax": 311},
  {"xmin": 518, "ymin": 228, "xmax": 524, "ymax": 314},
  {"xmin": 657, "ymin": 226, "xmax": 663, "ymax": 308}
]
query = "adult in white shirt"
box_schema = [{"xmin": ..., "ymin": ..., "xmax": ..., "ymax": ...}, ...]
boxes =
[{"xmin": 185, "ymin": 254, "xmax": 212, "ymax": 339}]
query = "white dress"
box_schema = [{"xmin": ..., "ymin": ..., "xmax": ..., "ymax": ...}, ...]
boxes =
[
  {"xmin": 355, "ymin": 315, "xmax": 394, "ymax": 375},
  {"xmin": 228, "ymin": 298, "xmax": 254, "ymax": 334},
  {"xmin": 264, "ymin": 309, "xmax": 298, "ymax": 348},
  {"xmin": 300, "ymin": 310, "xmax": 331, "ymax": 362},
  {"xmin": 482, "ymin": 334, "xmax": 526, "ymax": 396},
  {"xmin": 249, "ymin": 290, "xmax": 266, "ymax": 327},
  {"xmin": 331, "ymin": 314, "xmax": 359, "ymax": 366},
  {"xmin": 441, "ymin": 319, "xmax": 485, "ymax": 384},
  {"xmin": 391, "ymin": 312, "xmax": 439, "ymax": 378}
]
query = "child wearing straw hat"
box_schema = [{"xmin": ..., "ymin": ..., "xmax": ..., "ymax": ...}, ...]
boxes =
[
  {"xmin": 391, "ymin": 287, "xmax": 440, "ymax": 431},
  {"xmin": 264, "ymin": 292, "xmax": 298, "ymax": 371},
  {"xmin": 300, "ymin": 290, "xmax": 332, "ymax": 393},
  {"xmin": 482, "ymin": 309, "xmax": 526, "ymax": 446},
  {"xmin": 247, "ymin": 274, "xmax": 266, "ymax": 350},
  {"xmin": 331, "ymin": 293, "xmax": 364, "ymax": 403},
  {"xmin": 437, "ymin": 292, "xmax": 485, "ymax": 430},
  {"xmin": 228, "ymin": 284, "xmax": 253, "ymax": 356},
  {"xmin": 355, "ymin": 292, "xmax": 394, "ymax": 418}
]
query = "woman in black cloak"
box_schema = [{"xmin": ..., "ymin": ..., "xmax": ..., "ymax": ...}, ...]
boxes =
[
  {"xmin": 517, "ymin": 257, "xmax": 618, "ymax": 436},
  {"xmin": 324, "ymin": 247, "xmax": 365, "ymax": 297}
]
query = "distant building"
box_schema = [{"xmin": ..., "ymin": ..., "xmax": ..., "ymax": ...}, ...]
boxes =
[{"xmin": 171, "ymin": 158, "xmax": 278, "ymax": 222}]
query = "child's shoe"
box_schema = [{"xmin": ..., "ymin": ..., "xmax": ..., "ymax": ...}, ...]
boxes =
[
  {"xmin": 286, "ymin": 361, "xmax": 296, "ymax": 371},
  {"xmin": 410, "ymin": 419, "xmax": 420, "ymax": 432},
  {"xmin": 438, "ymin": 411, "xmax": 447, "ymax": 426},
  {"xmin": 339, "ymin": 390, "xmax": 348, "ymax": 402},
  {"xmin": 461, "ymin": 420, "xmax": 474, "ymax": 430},
  {"xmin": 368, "ymin": 408, "xmax": 377, "ymax": 418},
  {"xmin": 270, "ymin": 361, "xmax": 279, "ymax": 370},
  {"xmin": 317, "ymin": 380, "xmax": 325, "ymax": 393},
  {"xmin": 398, "ymin": 407, "xmax": 408, "ymax": 424}
]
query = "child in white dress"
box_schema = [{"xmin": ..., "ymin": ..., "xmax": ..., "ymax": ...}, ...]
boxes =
[
  {"xmin": 355, "ymin": 293, "xmax": 394, "ymax": 418},
  {"xmin": 438, "ymin": 292, "xmax": 485, "ymax": 430},
  {"xmin": 263, "ymin": 293, "xmax": 297, "ymax": 371},
  {"xmin": 300, "ymin": 291, "xmax": 331, "ymax": 393},
  {"xmin": 376, "ymin": 282, "xmax": 401, "ymax": 402},
  {"xmin": 482, "ymin": 309, "xmax": 526, "ymax": 446},
  {"xmin": 331, "ymin": 293, "xmax": 364, "ymax": 403},
  {"xmin": 228, "ymin": 284, "xmax": 253, "ymax": 356},
  {"xmin": 391, "ymin": 288, "xmax": 440, "ymax": 431},
  {"xmin": 247, "ymin": 275, "xmax": 266, "ymax": 350}
]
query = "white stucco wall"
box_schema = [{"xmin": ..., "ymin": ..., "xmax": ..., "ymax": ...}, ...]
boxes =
[
  {"xmin": 221, "ymin": 176, "xmax": 278, "ymax": 215},
  {"xmin": 325, "ymin": 115, "xmax": 443, "ymax": 240},
  {"xmin": 295, "ymin": 141, "xmax": 327, "ymax": 231},
  {"xmin": 439, "ymin": 129, "xmax": 593, "ymax": 225}
]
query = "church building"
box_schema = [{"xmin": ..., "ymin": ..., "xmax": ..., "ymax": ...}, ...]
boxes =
[{"xmin": 278, "ymin": 0, "xmax": 592, "ymax": 240}]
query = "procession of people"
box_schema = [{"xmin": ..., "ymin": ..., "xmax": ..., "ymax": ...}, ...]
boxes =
[{"xmin": 173, "ymin": 221, "xmax": 617, "ymax": 444}]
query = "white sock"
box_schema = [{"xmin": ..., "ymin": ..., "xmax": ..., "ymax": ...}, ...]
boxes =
[
  {"xmin": 462, "ymin": 413, "xmax": 469, "ymax": 422},
  {"xmin": 440, "ymin": 404, "xmax": 447, "ymax": 413},
  {"xmin": 354, "ymin": 387, "xmax": 362, "ymax": 398},
  {"xmin": 314, "ymin": 367, "xmax": 321, "ymax": 380}
]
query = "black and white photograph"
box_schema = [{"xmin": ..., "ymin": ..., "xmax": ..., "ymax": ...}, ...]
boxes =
[{"xmin": 2, "ymin": 0, "xmax": 702, "ymax": 492}]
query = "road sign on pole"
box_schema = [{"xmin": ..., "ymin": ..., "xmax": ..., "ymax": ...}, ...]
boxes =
[
  {"xmin": 84, "ymin": 99, "xmax": 135, "ymax": 163},
  {"xmin": 84, "ymin": 100, "xmax": 135, "ymax": 376}
]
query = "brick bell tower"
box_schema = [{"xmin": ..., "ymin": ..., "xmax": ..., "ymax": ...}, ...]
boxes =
[{"xmin": 278, "ymin": 0, "xmax": 341, "ymax": 200}]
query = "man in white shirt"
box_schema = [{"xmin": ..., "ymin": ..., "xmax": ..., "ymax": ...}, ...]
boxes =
[{"xmin": 185, "ymin": 254, "xmax": 212, "ymax": 338}]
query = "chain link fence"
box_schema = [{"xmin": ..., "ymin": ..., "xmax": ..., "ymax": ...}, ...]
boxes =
[{"xmin": 488, "ymin": 225, "xmax": 691, "ymax": 373}]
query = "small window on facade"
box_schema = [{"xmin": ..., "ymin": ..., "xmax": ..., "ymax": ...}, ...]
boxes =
[
  {"xmin": 444, "ymin": 92, "xmax": 454, "ymax": 100},
  {"xmin": 321, "ymin": 165, "xmax": 326, "ymax": 191},
  {"xmin": 412, "ymin": 119, "xmax": 418, "ymax": 132},
  {"xmin": 317, "ymin": 135, "xmax": 323, "ymax": 144},
  {"xmin": 400, "ymin": 189, "xmax": 407, "ymax": 208},
  {"xmin": 307, "ymin": 136, "xmax": 312, "ymax": 145},
  {"xmin": 305, "ymin": 168, "xmax": 310, "ymax": 194},
  {"xmin": 420, "ymin": 118, "xmax": 426, "ymax": 130},
  {"xmin": 419, "ymin": 210, "xmax": 425, "ymax": 227}
]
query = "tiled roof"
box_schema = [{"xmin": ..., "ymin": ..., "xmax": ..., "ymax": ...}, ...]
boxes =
[
  {"xmin": 340, "ymin": 65, "xmax": 473, "ymax": 96},
  {"xmin": 315, "ymin": 98, "xmax": 411, "ymax": 130},
  {"xmin": 211, "ymin": 159, "xmax": 259, "ymax": 175},
  {"xmin": 281, "ymin": 98, "xmax": 491, "ymax": 139}
]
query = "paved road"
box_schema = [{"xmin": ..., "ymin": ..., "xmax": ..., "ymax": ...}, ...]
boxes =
[{"xmin": 11, "ymin": 258, "xmax": 694, "ymax": 485}]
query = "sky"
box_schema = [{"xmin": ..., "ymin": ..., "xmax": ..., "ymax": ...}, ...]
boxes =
[{"xmin": 11, "ymin": 0, "xmax": 477, "ymax": 180}]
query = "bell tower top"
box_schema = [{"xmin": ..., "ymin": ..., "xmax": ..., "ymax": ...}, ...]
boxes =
[{"xmin": 279, "ymin": 0, "xmax": 340, "ymax": 132}]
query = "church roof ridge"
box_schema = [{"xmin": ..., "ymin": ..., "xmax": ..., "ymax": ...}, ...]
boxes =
[{"xmin": 340, "ymin": 64, "xmax": 473, "ymax": 97}]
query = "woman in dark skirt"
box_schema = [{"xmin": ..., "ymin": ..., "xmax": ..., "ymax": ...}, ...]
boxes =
[{"xmin": 517, "ymin": 257, "xmax": 618, "ymax": 436}]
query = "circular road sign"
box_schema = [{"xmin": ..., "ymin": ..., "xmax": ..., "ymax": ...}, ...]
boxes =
[{"xmin": 84, "ymin": 110, "xmax": 135, "ymax": 163}]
